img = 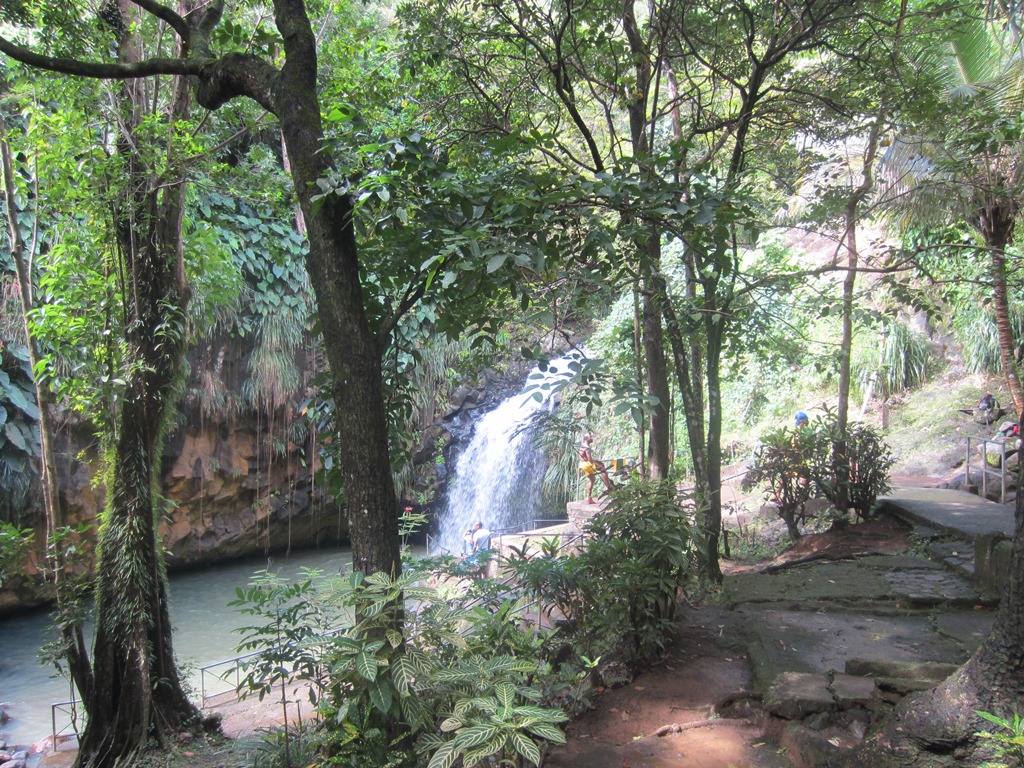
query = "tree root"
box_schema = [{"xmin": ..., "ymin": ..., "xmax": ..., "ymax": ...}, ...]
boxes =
[
  {"xmin": 714, "ymin": 689, "xmax": 763, "ymax": 712},
  {"xmin": 652, "ymin": 716, "xmax": 759, "ymax": 738},
  {"xmin": 763, "ymin": 549, "xmax": 872, "ymax": 572}
]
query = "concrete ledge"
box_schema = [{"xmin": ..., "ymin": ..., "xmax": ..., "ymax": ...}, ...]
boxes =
[{"xmin": 975, "ymin": 534, "xmax": 1013, "ymax": 594}]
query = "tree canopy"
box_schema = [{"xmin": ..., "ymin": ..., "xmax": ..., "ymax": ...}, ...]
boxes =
[{"xmin": 3, "ymin": 0, "xmax": 1024, "ymax": 766}]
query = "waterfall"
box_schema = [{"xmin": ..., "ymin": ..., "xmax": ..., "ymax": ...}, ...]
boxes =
[{"xmin": 436, "ymin": 357, "xmax": 572, "ymax": 554}]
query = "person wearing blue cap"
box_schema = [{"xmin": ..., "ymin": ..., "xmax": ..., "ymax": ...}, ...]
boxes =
[{"xmin": 795, "ymin": 411, "xmax": 809, "ymax": 428}]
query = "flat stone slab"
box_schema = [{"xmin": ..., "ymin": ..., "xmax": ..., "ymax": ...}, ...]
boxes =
[
  {"xmin": 844, "ymin": 658, "xmax": 959, "ymax": 682},
  {"xmin": 880, "ymin": 488, "xmax": 1015, "ymax": 539},
  {"xmin": 724, "ymin": 561, "xmax": 894, "ymax": 606},
  {"xmin": 830, "ymin": 673, "xmax": 876, "ymax": 708},
  {"xmin": 765, "ymin": 672, "xmax": 836, "ymax": 720},
  {"xmin": 881, "ymin": 567, "xmax": 980, "ymax": 606},
  {"xmin": 933, "ymin": 610, "xmax": 994, "ymax": 651},
  {"xmin": 736, "ymin": 604, "xmax": 984, "ymax": 694},
  {"xmin": 724, "ymin": 553, "xmax": 983, "ymax": 609}
]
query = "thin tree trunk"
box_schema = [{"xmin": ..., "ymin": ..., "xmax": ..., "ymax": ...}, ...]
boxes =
[
  {"xmin": 643, "ymin": 265, "xmax": 672, "ymax": 479},
  {"xmin": 989, "ymin": 244, "xmax": 1023, "ymax": 415},
  {"xmin": 272, "ymin": 0, "xmax": 401, "ymax": 580},
  {"xmin": 0, "ymin": 138, "xmax": 61, "ymax": 535},
  {"xmin": 837, "ymin": 115, "xmax": 886, "ymax": 514},
  {"xmin": 0, "ymin": 136, "xmax": 93, "ymax": 699},
  {"xmin": 703, "ymin": 302, "xmax": 724, "ymax": 579},
  {"xmin": 632, "ymin": 277, "xmax": 647, "ymax": 477},
  {"xmin": 622, "ymin": 0, "xmax": 672, "ymax": 482}
]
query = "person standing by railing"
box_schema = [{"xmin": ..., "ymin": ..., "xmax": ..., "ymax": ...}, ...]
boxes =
[{"xmin": 578, "ymin": 433, "xmax": 615, "ymax": 504}]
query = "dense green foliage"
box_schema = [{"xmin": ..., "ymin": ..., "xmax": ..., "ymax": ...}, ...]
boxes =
[
  {"xmin": 227, "ymin": 481, "xmax": 694, "ymax": 767},
  {"xmin": 0, "ymin": 519, "xmax": 31, "ymax": 587},
  {"xmin": 744, "ymin": 411, "xmax": 896, "ymax": 539},
  {"xmin": 0, "ymin": 343, "xmax": 39, "ymax": 519},
  {"xmin": 3, "ymin": 0, "xmax": 1024, "ymax": 764}
]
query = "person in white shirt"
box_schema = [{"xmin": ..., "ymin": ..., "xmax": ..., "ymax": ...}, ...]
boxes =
[{"xmin": 471, "ymin": 521, "xmax": 490, "ymax": 553}]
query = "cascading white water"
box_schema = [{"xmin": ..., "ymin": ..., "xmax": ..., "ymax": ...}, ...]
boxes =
[{"xmin": 436, "ymin": 357, "xmax": 574, "ymax": 554}]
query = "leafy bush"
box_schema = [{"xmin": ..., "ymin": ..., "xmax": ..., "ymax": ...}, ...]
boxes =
[
  {"xmin": 817, "ymin": 420, "xmax": 895, "ymax": 521},
  {"xmin": 230, "ymin": 565, "xmax": 568, "ymax": 768},
  {"xmin": 228, "ymin": 483, "xmax": 695, "ymax": 767},
  {"xmin": 0, "ymin": 521, "xmax": 32, "ymax": 588},
  {"xmin": 954, "ymin": 305, "xmax": 1024, "ymax": 376},
  {"xmin": 578, "ymin": 480, "xmax": 694, "ymax": 664},
  {"xmin": 744, "ymin": 412, "xmax": 896, "ymax": 538},
  {"xmin": 742, "ymin": 426, "xmax": 817, "ymax": 540},
  {"xmin": 503, "ymin": 480, "xmax": 695, "ymax": 668},
  {"xmin": 854, "ymin": 319, "xmax": 931, "ymax": 399}
]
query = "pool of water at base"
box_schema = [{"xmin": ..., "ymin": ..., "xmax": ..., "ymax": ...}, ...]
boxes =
[{"xmin": 0, "ymin": 545, "xmax": 366, "ymax": 750}]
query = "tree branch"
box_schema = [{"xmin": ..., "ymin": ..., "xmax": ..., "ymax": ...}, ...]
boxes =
[
  {"xmin": 0, "ymin": 35, "xmax": 203, "ymax": 79},
  {"xmin": 130, "ymin": 0, "xmax": 192, "ymax": 41}
]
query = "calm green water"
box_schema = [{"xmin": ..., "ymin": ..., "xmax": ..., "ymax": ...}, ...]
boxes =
[{"xmin": 0, "ymin": 546, "xmax": 361, "ymax": 749}]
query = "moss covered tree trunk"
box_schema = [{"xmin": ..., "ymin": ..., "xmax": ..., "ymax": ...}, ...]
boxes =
[{"xmin": 75, "ymin": 4, "xmax": 201, "ymax": 765}]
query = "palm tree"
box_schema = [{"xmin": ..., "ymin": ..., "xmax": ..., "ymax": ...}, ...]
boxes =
[{"xmin": 881, "ymin": 15, "xmax": 1024, "ymax": 413}]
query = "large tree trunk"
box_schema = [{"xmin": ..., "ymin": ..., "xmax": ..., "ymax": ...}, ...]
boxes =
[
  {"xmin": 272, "ymin": 0, "xmax": 400, "ymax": 579},
  {"xmin": 76, "ymin": 4, "xmax": 201, "ymax": 764}
]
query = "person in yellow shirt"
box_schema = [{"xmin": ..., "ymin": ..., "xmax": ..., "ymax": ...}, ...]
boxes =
[{"xmin": 578, "ymin": 433, "xmax": 615, "ymax": 504}]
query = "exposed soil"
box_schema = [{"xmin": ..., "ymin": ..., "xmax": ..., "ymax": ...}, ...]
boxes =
[{"xmin": 545, "ymin": 514, "xmax": 917, "ymax": 768}]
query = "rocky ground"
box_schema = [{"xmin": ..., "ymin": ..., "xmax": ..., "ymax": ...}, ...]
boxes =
[{"xmin": 543, "ymin": 510, "xmax": 997, "ymax": 768}]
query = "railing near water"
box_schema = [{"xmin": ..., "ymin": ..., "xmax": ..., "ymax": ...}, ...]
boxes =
[
  {"xmin": 965, "ymin": 435, "xmax": 1016, "ymax": 504},
  {"xmin": 427, "ymin": 517, "xmax": 570, "ymax": 556},
  {"xmin": 199, "ymin": 648, "xmax": 264, "ymax": 706},
  {"xmin": 49, "ymin": 699, "xmax": 84, "ymax": 754},
  {"xmin": 459, "ymin": 525, "xmax": 588, "ymax": 631}
]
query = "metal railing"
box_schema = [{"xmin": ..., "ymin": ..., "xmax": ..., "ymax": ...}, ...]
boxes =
[
  {"xmin": 426, "ymin": 518, "xmax": 571, "ymax": 557},
  {"xmin": 49, "ymin": 698, "xmax": 84, "ymax": 753},
  {"xmin": 965, "ymin": 435, "xmax": 1016, "ymax": 504},
  {"xmin": 199, "ymin": 648, "xmax": 264, "ymax": 706}
]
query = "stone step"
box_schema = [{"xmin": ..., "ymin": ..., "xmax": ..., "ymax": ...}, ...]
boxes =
[{"xmin": 893, "ymin": 516, "xmax": 1007, "ymax": 600}]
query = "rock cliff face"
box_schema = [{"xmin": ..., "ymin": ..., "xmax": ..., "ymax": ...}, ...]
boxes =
[
  {"xmin": 0, "ymin": 338, "xmax": 546, "ymax": 615},
  {"xmin": 0, "ymin": 336, "xmax": 344, "ymax": 615},
  {"xmin": 158, "ymin": 415, "xmax": 341, "ymax": 566}
]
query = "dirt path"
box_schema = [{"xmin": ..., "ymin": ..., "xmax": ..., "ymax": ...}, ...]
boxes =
[
  {"xmin": 546, "ymin": 605, "xmax": 791, "ymax": 768},
  {"xmin": 547, "ymin": 514, "xmax": 993, "ymax": 768}
]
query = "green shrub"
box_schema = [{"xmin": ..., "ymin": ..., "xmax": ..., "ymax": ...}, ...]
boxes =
[
  {"xmin": 818, "ymin": 420, "xmax": 895, "ymax": 521},
  {"xmin": 0, "ymin": 521, "xmax": 32, "ymax": 588},
  {"xmin": 576, "ymin": 479, "xmax": 694, "ymax": 666},
  {"xmin": 744, "ymin": 412, "xmax": 896, "ymax": 537},
  {"xmin": 228, "ymin": 483, "xmax": 696, "ymax": 767},
  {"xmin": 742, "ymin": 426, "xmax": 817, "ymax": 540}
]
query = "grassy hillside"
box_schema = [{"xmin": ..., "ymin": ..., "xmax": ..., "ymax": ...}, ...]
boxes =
[{"xmin": 721, "ymin": 360, "xmax": 1011, "ymax": 481}]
